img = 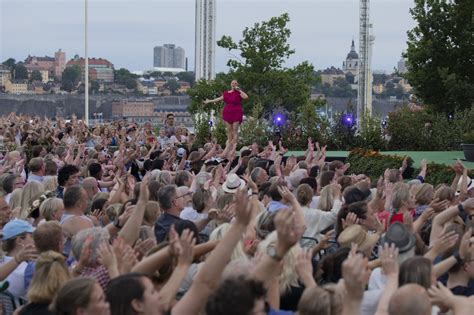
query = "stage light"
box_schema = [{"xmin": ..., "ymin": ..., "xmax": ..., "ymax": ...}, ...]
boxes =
[
  {"xmin": 273, "ymin": 114, "xmax": 285, "ymax": 126},
  {"xmin": 341, "ymin": 113, "xmax": 355, "ymax": 126}
]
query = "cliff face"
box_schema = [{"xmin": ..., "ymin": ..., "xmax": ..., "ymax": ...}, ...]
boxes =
[{"xmin": 0, "ymin": 94, "xmax": 115, "ymax": 118}]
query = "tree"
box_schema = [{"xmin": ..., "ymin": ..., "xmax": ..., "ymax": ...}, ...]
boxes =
[
  {"xmin": 30, "ymin": 70, "xmax": 43, "ymax": 82},
  {"xmin": 61, "ymin": 65, "xmax": 81, "ymax": 92},
  {"xmin": 188, "ymin": 13, "xmax": 314, "ymax": 114},
  {"xmin": 2, "ymin": 58, "xmax": 16, "ymax": 70},
  {"xmin": 114, "ymin": 68, "xmax": 138, "ymax": 90},
  {"xmin": 405, "ymin": 0, "xmax": 474, "ymax": 112},
  {"xmin": 177, "ymin": 71, "xmax": 195, "ymax": 86},
  {"xmin": 164, "ymin": 79, "xmax": 180, "ymax": 95},
  {"xmin": 14, "ymin": 64, "xmax": 28, "ymax": 80},
  {"xmin": 91, "ymin": 80, "xmax": 100, "ymax": 93}
]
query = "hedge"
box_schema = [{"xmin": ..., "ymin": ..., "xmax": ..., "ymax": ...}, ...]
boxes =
[{"xmin": 346, "ymin": 149, "xmax": 474, "ymax": 187}]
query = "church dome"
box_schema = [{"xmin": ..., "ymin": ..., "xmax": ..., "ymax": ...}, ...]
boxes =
[{"xmin": 346, "ymin": 40, "xmax": 359, "ymax": 60}]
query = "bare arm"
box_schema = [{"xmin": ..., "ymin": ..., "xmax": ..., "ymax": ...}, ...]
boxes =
[
  {"xmin": 118, "ymin": 175, "xmax": 150, "ymax": 246},
  {"xmin": 172, "ymin": 189, "xmax": 252, "ymax": 315},
  {"xmin": 159, "ymin": 229, "xmax": 195, "ymax": 312},
  {"xmin": 203, "ymin": 95, "xmax": 223, "ymax": 104}
]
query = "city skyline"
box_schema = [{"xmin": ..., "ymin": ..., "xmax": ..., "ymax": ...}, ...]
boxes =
[{"xmin": 1, "ymin": 0, "xmax": 416, "ymax": 73}]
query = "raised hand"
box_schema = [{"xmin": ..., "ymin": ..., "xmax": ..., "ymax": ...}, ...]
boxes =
[
  {"xmin": 274, "ymin": 208, "xmax": 301, "ymax": 252},
  {"xmin": 277, "ymin": 185, "xmax": 296, "ymax": 204},
  {"xmin": 242, "ymin": 174, "xmax": 258, "ymax": 192},
  {"xmin": 233, "ymin": 187, "xmax": 252, "ymax": 227},
  {"xmin": 14, "ymin": 244, "xmax": 38, "ymax": 263},
  {"xmin": 176, "ymin": 229, "xmax": 196, "ymax": 267},
  {"xmin": 342, "ymin": 212, "xmax": 359, "ymax": 230},
  {"xmin": 378, "ymin": 243, "xmax": 399, "ymax": 277},
  {"xmin": 428, "ymin": 281, "xmax": 455, "ymax": 310},
  {"xmin": 139, "ymin": 174, "xmax": 151, "ymax": 202},
  {"xmin": 430, "ymin": 229, "xmax": 459, "ymax": 257},
  {"xmin": 133, "ymin": 238, "xmax": 156, "ymax": 261},
  {"xmin": 295, "ymin": 248, "xmax": 316, "ymax": 288},
  {"xmin": 342, "ymin": 244, "xmax": 370, "ymax": 300},
  {"xmin": 97, "ymin": 242, "xmax": 118, "ymax": 270}
]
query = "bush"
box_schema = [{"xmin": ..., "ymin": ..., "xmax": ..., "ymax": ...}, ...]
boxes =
[
  {"xmin": 347, "ymin": 149, "xmax": 413, "ymax": 182},
  {"xmin": 193, "ymin": 110, "xmax": 212, "ymax": 148},
  {"xmin": 238, "ymin": 103, "xmax": 272, "ymax": 148},
  {"xmin": 387, "ymin": 106, "xmax": 474, "ymax": 150},
  {"xmin": 347, "ymin": 148, "xmax": 474, "ymax": 187},
  {"xmin": 355, "ymin": 111, "xmax": 387, "ymax": 151}
]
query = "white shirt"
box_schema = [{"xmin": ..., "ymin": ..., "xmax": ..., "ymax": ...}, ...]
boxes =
[
  {"xmin": 309, "ymin": 195, "xmax": 320, "ymax": 209},
  {"xmin": 180, "ymin": 207, "xmax": 208, "ymax": 221},
  {"xmin": 0, "ymin": 256, "xmax": 28, "ymax": 298},
  {"xmin": 301, "ymin": 199, "xmax": 342, "ymax": 244}
]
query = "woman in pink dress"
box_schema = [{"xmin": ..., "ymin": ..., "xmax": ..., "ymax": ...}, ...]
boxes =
[{"xmin": 204, "ymin": 80, "xmax": 248, "ymax": 147}]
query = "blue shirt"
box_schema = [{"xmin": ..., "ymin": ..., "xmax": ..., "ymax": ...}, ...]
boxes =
[{"xmin": 154, "ymin": 212, "xmax": 183, "ymax": 243}]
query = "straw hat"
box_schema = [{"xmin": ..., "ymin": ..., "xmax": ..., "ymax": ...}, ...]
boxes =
[
  {"xmin": 337, "ymin": 224, "xmax": 379, "ymax": 252},
  {"xmin": 222, "ymin": 174, "xmax": 246, "ymax": 194}
]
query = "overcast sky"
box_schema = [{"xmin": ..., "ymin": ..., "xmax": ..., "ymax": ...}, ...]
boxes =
[{"xmin": 0, "ymin": 0, "xmax": 416, "ymax": 73}]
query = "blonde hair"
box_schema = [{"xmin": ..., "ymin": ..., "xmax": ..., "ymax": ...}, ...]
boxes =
[
  {"xmin": 298, "ymin": 284, "xmax": 343, "ymax": 315},
  {"xmin": 39, "ymin": 198, "xmax": 64, "ymax": 221},
  {"xmin": 27, "ymin": 251, "xmax": 71, "ymax": 303},
  {"xmin": 143, "ymin": 201, "xmax": 161, "ymax": 226},
  {"xmin": 258, "ymin": 231, "xmax": 300, "ymax": 294},
  {"xmin": 415, "ymin": 183, "xmax": 434, "ymax": 205},
  {"xmin": 20, "ymin": 181, "xmax": 45, "ymax": 218},
  {"xmin": 434, "ymin": 185, "xmax": 455, "ymax": 202},
  {"xmin": 209, "ymin": 223, "xmax": 248, "ymax": 261},
  {"xmin": 9, "ymin": 188, "xmax": 23, "ymax": 211},
  {"xmin": 42, "ymin": 176, "xmax": 58, "ymax": 192},
  {"xmin": 318, "ymin": 185, "xmax": 337, "ymax": 212},
  {"xmin": 391, "ymin": 182, "xmax": 410, "ymax": 210}
]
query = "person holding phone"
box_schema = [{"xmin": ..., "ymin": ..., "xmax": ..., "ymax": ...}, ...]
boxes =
[{"xmin": 204, "ymin": 79, "xmax": 248, "ymax": 148}]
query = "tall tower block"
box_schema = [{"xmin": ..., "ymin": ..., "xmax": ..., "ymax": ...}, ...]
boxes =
[{"xmin": 195, "ymin": 0, "xmax": 216, "ymax": 81}]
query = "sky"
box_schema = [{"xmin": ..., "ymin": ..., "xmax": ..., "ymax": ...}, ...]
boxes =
[{"xmin": 0, "ymin": 0, "xmax": 417, "ymax": 73}]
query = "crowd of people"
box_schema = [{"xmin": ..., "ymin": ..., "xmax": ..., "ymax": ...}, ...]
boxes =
[{"xmin": 0, "ymin": 112, "xmax": 472, "ymax": 315}]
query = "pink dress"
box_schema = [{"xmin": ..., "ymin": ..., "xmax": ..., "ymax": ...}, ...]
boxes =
[{"xmin": 222, "ymin": 90, "xmax": 243, "ymax": 124}]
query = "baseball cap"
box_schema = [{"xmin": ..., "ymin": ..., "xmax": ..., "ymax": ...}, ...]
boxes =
[{"xmin": 2, "ymin": 219, "xmax": 35, "ymax": 241}]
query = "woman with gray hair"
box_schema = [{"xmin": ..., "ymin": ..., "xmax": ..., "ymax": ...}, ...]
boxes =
[{"xmin": 71, "ymin": 227, "xmax": 111, "ymax": 290}]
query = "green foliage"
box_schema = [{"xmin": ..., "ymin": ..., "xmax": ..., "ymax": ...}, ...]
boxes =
[
  {"xmin": 355, "ymin": 111, "xmax": 387, "ymax": 150},
  {"xmin": 348, "ymin": 149, "xmax": 474, "ymax": 187},
  {"xmin": 347, "ymin": 149, "xmax": 411, "ymax": 181},
  {"xmin": 30, "ymin": 70, "xmax": 42, "ymax": 82},
  {"xmin": 2, "ymin": 58, "xmax": 16, "ymax": 70},
  {"xmin": 238, "ymin": 103, "xmax": 272, "ymax": 147},
  {"xmin": 212, "ymin": 115, "xmax": 228, "ymax": 148},
  {"xmin": 329, "ymin": 112, "xmax": 357, "ymax": 150},
  {"xmin": 90, "ymin": 80, "xmax": 100, "ymax": 94},
  {"xmin": 164, "ymin": 79, "xmax": 180, "ymax": 95},
  {"xmin": 176, "ymin": 72, "xmax": 195, "ymax": 87},
  {"xmin": 14, "ymin": 64, "xmax": 28, "ymax": 80},
  {"xmin": 187, "ymin": 79, "xmax": 228, "ymax": 114},
  {"xmin": 215, "ymin": 13, "xmax": 314, "ymax": 113},
  {"xmin": 61, "ymin": 65, "xmax": 81, "ymax": 92},
  {"xmin": 293, "ymin": 98, "xmax": 331, "ymax": 146},
  {"xmin": 405, "ymin": 0, "xmax": 474, "ymax": 112},
  {"xmin": 114, "ymin": 68, "xmax": 138, "ymax": 90},
  {"xmin": 193, "ymin": 111, "xmax": 212, "ymax": 148},
  {"xmin": 462, "ymin": 131, "xmax": 474, "ymax": 143},
  {"xmin": 387, "ymin": 106, "xmax": 474, "ymax": 150}
]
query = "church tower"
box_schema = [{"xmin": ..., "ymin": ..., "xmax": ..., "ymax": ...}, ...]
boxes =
[{"xmin": 343, "ymin": 40, "xmax": 359, "ymax": 76}]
